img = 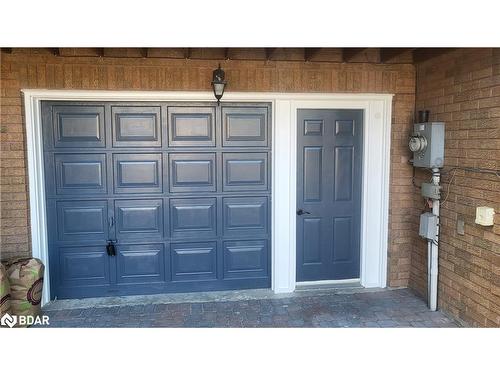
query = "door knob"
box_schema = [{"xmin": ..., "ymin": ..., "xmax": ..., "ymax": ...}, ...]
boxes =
[{"xmin": 296, "ymin": 209, "xmax": 311, "ymax": 216}]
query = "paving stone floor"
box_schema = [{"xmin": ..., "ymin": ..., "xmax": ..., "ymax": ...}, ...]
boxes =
[{"xmin": 39, "ymin": 288, "xmax": 459, "ymax": 328}]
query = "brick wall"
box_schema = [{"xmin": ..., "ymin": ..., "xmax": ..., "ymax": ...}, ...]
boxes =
[
  {"xmin": 412, "ymin": 48, "xmax": 500, "ymax": 327},
  {"xmin": 0, "ymin": 48, "xmax": 416, "ymax": 287}
]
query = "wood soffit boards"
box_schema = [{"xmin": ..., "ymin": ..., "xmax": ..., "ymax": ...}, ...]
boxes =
[{"xmin": 1, "ymin": 48, "xmax": 457, "ymax": 64}]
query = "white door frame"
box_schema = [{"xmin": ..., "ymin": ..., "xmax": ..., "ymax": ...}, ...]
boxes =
[{"xmin": 22, "ymin": 90, "xmax": 392, "ymax": 305}]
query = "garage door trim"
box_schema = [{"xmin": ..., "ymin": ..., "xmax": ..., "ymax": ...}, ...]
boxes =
[{"xmin": 23, "ymin": 90, "xmax": 393, "ymax": 305}]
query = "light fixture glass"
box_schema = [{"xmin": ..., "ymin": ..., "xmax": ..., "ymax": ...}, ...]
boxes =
[
  {"xmin": 213, "ymin": 82, "xmax": 225, "ymax": 96},
  {"xmin": 211, "ymin": 64, "xmax": 227, "ymax": 105}
]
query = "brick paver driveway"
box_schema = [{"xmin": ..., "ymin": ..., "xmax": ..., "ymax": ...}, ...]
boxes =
[{"xmin": 40, "ymin": 288, "xmax": 459, "ymax": 328}]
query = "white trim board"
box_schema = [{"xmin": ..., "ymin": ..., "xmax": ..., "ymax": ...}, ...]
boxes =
[{"xmin": 22, "ymin": 90, "xmax": 393, "ymax": 305}]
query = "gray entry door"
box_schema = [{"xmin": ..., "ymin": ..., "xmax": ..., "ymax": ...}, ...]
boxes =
[
  {"xmin": 41, "ymin": 101, "xmax": 272, "ymax": 299},
  {"xmin": 296, "ymin": 109, "xmax": 363, "ymax": 281}
]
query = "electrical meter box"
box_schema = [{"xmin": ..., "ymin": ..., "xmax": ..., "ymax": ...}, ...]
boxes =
[
  {"xmin": 409, "ymin": 122, "xmax": 445, "ymax": 168},
  {"xmin": 419, "ymin": 212, "xmax": 438, "ymax": 240}
]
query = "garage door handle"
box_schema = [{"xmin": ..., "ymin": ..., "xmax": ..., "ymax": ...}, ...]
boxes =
[
  {"xmin": 109, "ymin": 217, "xmax": 115, "ymax": 228},
  {"xmin": 106, "ymin": 240, "xmax": 116, "ymax": 256},
  {"xmin": 297, "ymin": 209, "xmax": 311, "ymax": 216}
]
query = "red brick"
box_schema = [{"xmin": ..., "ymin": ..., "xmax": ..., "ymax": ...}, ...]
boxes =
[{"xmin": 413, "ymin": 48, "xmax": 500, "ymax": 327}]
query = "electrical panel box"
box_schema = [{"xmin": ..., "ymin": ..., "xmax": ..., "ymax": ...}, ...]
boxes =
[
  {"xmin": 421, "ymin": 182, "xmax": 441, "ymax": 199},
  {"xmin": 409, "ymin": 122, "xmax": 445, "ymax": 168},
  {"xmin": 419, "ymin": 212, "xmax": 438, "ymax": 240}
]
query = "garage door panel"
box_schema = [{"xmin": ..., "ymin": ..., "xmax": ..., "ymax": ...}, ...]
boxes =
[
  {"xmin": 116, "ymin": 244, "xmax": 165, "ymax": 284},
  {"xmin": 222, "ymin": 106, "xmax": 268, "ymax": 147},
  {"xmin": 223, "ymin": 196, "xmax": 268, "ymax": 237},
  {"xmin": 112, "ymin": 106, "xmax": 161, "ymax": 147},
  {"xmin": 53, "ymin": 105, "xmax": 106, "ymax": 148},
  {"xmin": 223, "ymin": 240, "xmax": 268, "ymax": 279},
  {"xmin": 171, "ymin": 242, "xmax": 217, "ymax": 281},
  {"xmin": 56, "ymin": 200, "xmax": 108, "ymax": 242},
  {"xmin": 113, "ymin": 153, "xmax": 163, "ymax": 194},
  {"xmin": 115, "ymin": 199, "xmax": 164, "ymax": 240},
  {"xmin": 55, "ymin": 153, "xmax": 107, "ymax": 195},
  {"xmin": 223, "ymin": 152, "xmax": 268, "ymax": 191},
  {"xmin": 170, "ymin": 198, "xmax": 217, "ymax": 238},
  {"xmin": 43, "ymin": 101, "xmax": 271, "ymax": 299},
  {"xmin": 169, "ymin": 153, "xmax": 216, "ymax": 193},
  {"xmin": 58, "ymin": 246, "xmax": 111, "ymax": 287},
  {"xmin": 168, "ymin": 107, "xmax": 215, "ymax": 147}
]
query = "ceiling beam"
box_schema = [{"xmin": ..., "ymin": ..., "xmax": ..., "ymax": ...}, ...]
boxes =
[
  {"xmin": 147, "ymin": 48, "xmax": 185, "ymax": 58},
  {"xmin": 342, "ymin": 48, "xmax": 366, "ymax": 62},
  {"xmin": 413, "ymin": 48, "xmax": 457, "ymax": 63},
  {"xmin": 342, "ymin": 48, "xmax": 381, "ymax": 63},
  {"xmin": 265, "ymin": 48, "xmax": 276, "ymax": 61},
  {"xmin": 63, "ymin": 48, "xmax": 104, "ymax": 57},
  {"xmin": 103, "ymin": 48, "xmax": 147, "ymax": 58},
  {"xmin": 380, "ymin": 48, "xmax": 416, "ymax": 63},
  {"xmin": 303, "ymin": 48, "xmax": 343, "ymax": 63},
  {"xmin": 187, "ymin": 48, "xmax": 227, "ymax": 60},
  {"xmin": 304, "ymin": 48, "xmax": 321, "ymax": 62},
  {"xmin": 226, "ymin": 48, "xmax": 267, "ymax": 60}
]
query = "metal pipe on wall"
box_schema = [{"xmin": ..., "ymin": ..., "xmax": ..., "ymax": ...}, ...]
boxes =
[
  {"xmin": 427, "ymin": 240, "xmax": 432, "ymax": 305},
  {"xmin": 429, "ymin": 168, "xmax": 441, "ymax": 311}
]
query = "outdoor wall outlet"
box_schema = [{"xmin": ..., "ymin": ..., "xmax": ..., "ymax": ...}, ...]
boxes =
[
  {"xmin": 475, "ymin": 206, "xmax": 495, "ymax": 226},
  {"xmin": 456, "ymin": 217, "xmax": 465, "ymax": 235}
]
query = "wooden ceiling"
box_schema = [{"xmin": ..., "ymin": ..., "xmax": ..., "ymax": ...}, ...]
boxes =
[{"xmin": 1, "ymin": 48, "xmax": 455, "ymax": 64}]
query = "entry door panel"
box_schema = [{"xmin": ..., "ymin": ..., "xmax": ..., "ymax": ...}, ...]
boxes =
[
  {"xmin": 296, "ymin": 109, "xmax": 363, "ymax": 281},
  {"xmin": 42, "ymin": 102, "xmax": 272, "ymax": 299}
]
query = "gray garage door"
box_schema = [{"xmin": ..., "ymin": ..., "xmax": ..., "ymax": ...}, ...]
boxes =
[{"xmin": 41, "ymin": 101, "xmax": 272, "ymax": 299}]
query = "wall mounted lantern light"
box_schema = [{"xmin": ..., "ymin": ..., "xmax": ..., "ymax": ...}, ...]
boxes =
[{"xmin": 211, "ymin": 64, "xmax": 227, "ymax": 105}]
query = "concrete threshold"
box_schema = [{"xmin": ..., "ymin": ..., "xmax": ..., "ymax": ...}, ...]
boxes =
[{"xmin": 43, "ymin": 286, "xmax": 402, "ymax": 311}]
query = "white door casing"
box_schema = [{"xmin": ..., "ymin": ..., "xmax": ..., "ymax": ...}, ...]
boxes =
[{"xmin": 22, "ymin": 90, "xmax": 392, "ymax": 305}]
